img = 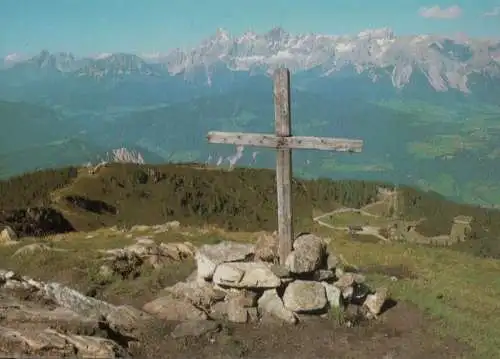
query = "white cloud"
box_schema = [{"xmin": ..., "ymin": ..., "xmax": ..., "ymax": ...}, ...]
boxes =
[
  {"xmin": 484, "ymin": 6, "xmax": 500, "ymax": 16},
  {"xmin": 4, "ymin": 53, "xmax": 25, "ymax": 63},
  {"xmin": 418, "ymin": 5, "xmax": 463, "ymax": 19}
]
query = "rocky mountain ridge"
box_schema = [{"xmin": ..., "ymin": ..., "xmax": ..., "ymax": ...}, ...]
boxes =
[{"xmin": 2, "ymin": 27, "xmax": 500, "ymax": 93}]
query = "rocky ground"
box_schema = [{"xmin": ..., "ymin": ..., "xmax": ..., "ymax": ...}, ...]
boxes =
[{"xmin": 0, "ymin": 223, "xmax": 472, "ymax": 358}]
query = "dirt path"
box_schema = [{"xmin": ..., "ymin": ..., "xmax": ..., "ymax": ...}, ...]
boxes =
[
  {"xmin": 320, "ymin": 206, "xmax": 384, "ymax": 218},
  {"xmin": 313, "ymin": 208, "xmax": 388, "ymax": 242}
]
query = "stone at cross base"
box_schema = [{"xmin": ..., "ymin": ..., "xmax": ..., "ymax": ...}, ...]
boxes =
[{"xmin": 142, "ymin": 234, "xmax": 391, "ymax": 332}]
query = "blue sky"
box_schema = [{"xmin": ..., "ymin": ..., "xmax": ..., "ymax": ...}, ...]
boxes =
[{"xmin": 1, "ymin": 0, "xmax": 499, "ymax": 58}]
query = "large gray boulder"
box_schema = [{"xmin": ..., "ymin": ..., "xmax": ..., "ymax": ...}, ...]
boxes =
[
  {"xmin": 285, "ymin": 234, "xmax": 326, "ymax": 274},
  {"xmin": 282, "ymin": 280, "xmax": 328, "ymax": 313},
  {"xmin": 195, "ymin": 241, "xmax": 255, "ymax": 280},
  {"xmin": 164, "ymin": 280, "xmax": 226, "ymax": 309},
  {"xmin": 258, "ymin": 289, "xmax": 297, "ymax": 324},
  {"xmin": 142, "ymin": 294, "xmax": 208, "ymax": 321},
  {"xmin": 212, "ymin": 262, "xmax": 281, "ymax": 289}
]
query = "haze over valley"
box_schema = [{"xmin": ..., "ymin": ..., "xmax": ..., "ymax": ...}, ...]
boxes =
[{"xmin": 2, "ymin": 27, "xmax": 500, "ymax": 206}]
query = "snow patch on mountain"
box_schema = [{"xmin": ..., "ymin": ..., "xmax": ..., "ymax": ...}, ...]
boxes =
[{"xmin": 2, "ymin": 27, "xmax": 499, "ymax": 93}]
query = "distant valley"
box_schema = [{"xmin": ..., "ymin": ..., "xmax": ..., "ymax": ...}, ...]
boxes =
[{"xmin": 1, "ymin": 28, "xmax": 500, "ymax": 206}]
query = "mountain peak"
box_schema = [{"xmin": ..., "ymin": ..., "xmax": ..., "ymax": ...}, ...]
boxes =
[
  {"xmin": 38, "ymin": 49, "xmax": 50, "ymax": 58},
  {"xmin": 21, "ymin": 50, "xmax": 78, "ymax": 72},
  {"xmin": 357, "ymin": 27, "xmax": 394, "ymax": 40},
  {"xmin": 91, "ymin": 53, "xmax": 113, "ymax": 60},
  {"xmin": 215, "ymin": 28, "xmax": 231, "ymax": 41},
  {"xmin": 264, "ymin": 27, "xmax": 289, "ymax": 41},
  {"xmin": 2, "ymin": 27, "xmax": 499, "ymax": 93},
  {"xmin": 2, "ymin": 53, "xmax": 26, "ymax": 69},
  {"xmin": 76, "ymin": 52, "xmax": 157, "ymax": 78}
]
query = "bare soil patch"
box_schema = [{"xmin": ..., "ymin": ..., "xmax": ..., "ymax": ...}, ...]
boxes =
[{"xmin": 132, "ymin": 302, "xmax": 470, "ymax": 359}]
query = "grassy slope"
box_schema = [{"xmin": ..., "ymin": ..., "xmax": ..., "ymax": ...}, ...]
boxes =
[
  {"xmin": 314, "ymin": 226, "xmax": 500, "ymax": 359},
  {"xmin": 1, "ymin": 163, "xmax": 384, "ymax": 232},
  {"xmin": 0, "ymin": 223, "xmax": 498, "ymax": 359},
  {"xmin": 2, "ymin": 163, "xmax": 500, "ymax": 257},
  {"xmin": 0, "ymin": 164, "xmax": 500, "ymax": 357}
]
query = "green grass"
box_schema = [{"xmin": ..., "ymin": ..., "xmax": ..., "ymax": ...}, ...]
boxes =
[
  {"xmin": 1, "ymin": 224, "xmax": 499, "ymax": 358},
  {"xmin": 1, "ymin": 161, "xmax": 500, "ymax": 358},
  {"xmin": 0, "ymin": 166, "xmax": 78, "ymax": 209},
  {"xmin": 361, "ymin": 201, "xmax": 392, "ymax": 217},
  {"xmin": 1, "ymin": 163, "xmax": 385, "ymax": 234},
  {"xmin": 0, "ymin": 225, "xmax": 254, "ymax": 306},
  {"xmin": 323, "ymin": 211, "xmax": 393, "ymax": 227},
  {"xmin": 316, "ymin": 227, "xmax": 500, "ymax": 359},
  {"xmin": 319, "ymin": 158, "xmax": 394, "ymax": 173},
  {"xmin": 375, "ymin": 99, "xmax": 458, "ymax": 124},
  {"xmin": 407, "ymin": 134, "xmax": 488, "ymax": 159},
  {"xmin": 3, "ymin": 163, "xmax": 500, "ymax": 258}
]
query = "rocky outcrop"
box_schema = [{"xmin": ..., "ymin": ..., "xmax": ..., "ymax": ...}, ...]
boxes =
[
  {"xmin": 98, "ymin": 236, "xmax": 196, "ymax": 279},
  {"xmin": 129, "ymin": 221, "xmax": 180, "ymax": 234},
  {"xmin": 0, "ymin": 226, "xmax": 18, "ymax": 245},
  {"xmin": 0, "ymin": 269, "xmax": 154, "ymax": 357},
  {"xmin": 0, "ymin": 207, "xmax": 74, "ymax": 237},
  {"xmin": 0, "ymin": 326, "xmax": 126, "ymax": 358},
  {"xmin": 64, "ymin": 195, "xmax": 117, "ymax": 215},
  {"xmin": 11, "ymin": 243, "xmax": 68, "ymax": 257}
]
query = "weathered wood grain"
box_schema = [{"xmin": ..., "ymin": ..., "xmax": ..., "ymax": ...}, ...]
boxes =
[
  {"xmin": 274, "ymin": 68, "xmax": 293, "ymax": 265},
  {"xmin": 207, "ymin": 132, "xmax": 363, "ymax": 152}
]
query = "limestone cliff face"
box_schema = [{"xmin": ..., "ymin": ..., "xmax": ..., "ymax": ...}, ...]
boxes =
[{"xmin": 3, "ymin": 28, "xmax": 499, "ymax": 93}]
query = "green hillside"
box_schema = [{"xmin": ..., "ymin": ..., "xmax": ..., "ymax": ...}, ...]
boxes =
[
  {"xmin": 90, "ymin": 91, "xmax": 500, "ymax": 206},
  {"xmin": 1, "ymin": 163, "xmax": 500, "ymax": 259},
  {"xmin": 1, "ymin": 163, "xmax": 500, "ymax": 358}
]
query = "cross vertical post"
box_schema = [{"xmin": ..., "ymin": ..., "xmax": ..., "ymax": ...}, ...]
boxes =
[
  {"xmin": 273, "ymin": 68, "xmax": 293, "ymax": 264},
  {"xmin": 206, "ymin": 68, "xmax": 364, "ymax": 265}
]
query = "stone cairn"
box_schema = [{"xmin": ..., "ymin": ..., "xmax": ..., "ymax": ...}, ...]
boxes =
[
  {"xmin": 0, "ymin": 228, "xmax": 391, "ymax": 355},
  {"xmin": 144, "ymin": 233, "xmax": 389, "ymax": 328}
]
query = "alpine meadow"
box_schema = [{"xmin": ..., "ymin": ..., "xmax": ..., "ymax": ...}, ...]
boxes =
[{"xmin": 1, "ymin": 5, "xmax": 500, "ymax": 358}]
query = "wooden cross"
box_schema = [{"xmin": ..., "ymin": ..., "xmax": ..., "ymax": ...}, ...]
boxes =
[{"xmin": 207, "ymin": 68, "xmax": 364, "ymax": 264}]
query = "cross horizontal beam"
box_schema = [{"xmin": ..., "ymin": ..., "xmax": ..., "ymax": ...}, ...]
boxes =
[{"xmin": 207, "ymin": 131, "xmax": 363, "ymax": 152}]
